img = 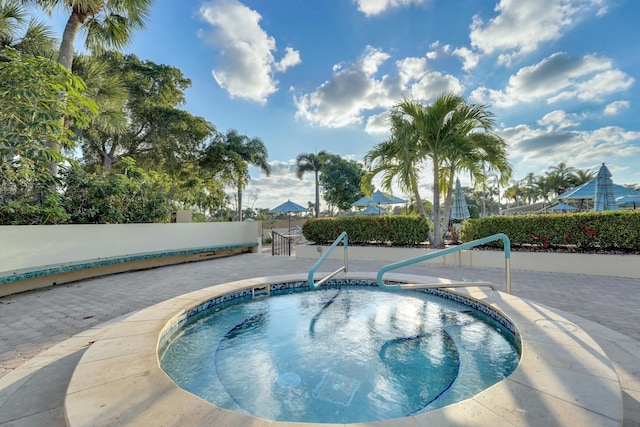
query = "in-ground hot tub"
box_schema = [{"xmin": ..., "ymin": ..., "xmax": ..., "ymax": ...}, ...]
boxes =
[
  {"xmin": 159, "ymin": 280, "xmax": 520, "ymax": 424},
  {"xmin": 64, "ymin": 272, "xmax": 623, "ymax": 426}
]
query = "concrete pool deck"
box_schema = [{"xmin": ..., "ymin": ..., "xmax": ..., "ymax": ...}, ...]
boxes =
[{"xmin": 0, "ymin": 253, "xmax": 639, "ymax": 426}]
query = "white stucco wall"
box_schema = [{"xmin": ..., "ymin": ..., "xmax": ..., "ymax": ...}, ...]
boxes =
[
  {"xmin": 0, "ymin": 222, "xmax": 260, "ymax": 272},
  {"xmin": 296, "ymin": 244, "xmax": 640, "ymax": 279}
]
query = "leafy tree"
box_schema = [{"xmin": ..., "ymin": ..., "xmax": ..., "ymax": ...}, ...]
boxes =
[
  {"xmin": 200, "ymin": 129, "xmax": 271, "ymax": 221},
  {"xmin": 27, "ymin": 0, "xmax": 153, "ymax": 172},
  {"xmin": 76, "ymin": 52, "xmax": 213, "ymax": 172},
  {"xmin": 0, "ymin": 47, "xmax": 96, "ymax": 224},
  {"xmin": 295, "ymin": 150, "xmax": 328, "ymax": 217},
  {"xmin": 319, "ymin": 154, "xmax": 365, "ymax": 211}
]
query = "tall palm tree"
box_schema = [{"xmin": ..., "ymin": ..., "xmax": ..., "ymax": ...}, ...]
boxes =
[
  {"xmin": 26, "ymin": 0, "xmax": 152, "ymax": 173},
  {"xmin": 200, "ymin": 130, "xmax": 270, "ymax": 222},
  {"xmin": 295, "ymin": 151, "xmax": 328, "ymax": 217},
  {"xmin": 397, "ymin": 93, "xmax": 504, "ymax": 247},
  {"xmin": 208, "ymin": 129, "xmax": 271, "ymax": 221},
  {"xmin": 28, "ymin": 0, "xmax": 153, "ymax": 70},
  {"xmin": 363, "ymin": 114, "xmax": 427, "ymax": 217}
]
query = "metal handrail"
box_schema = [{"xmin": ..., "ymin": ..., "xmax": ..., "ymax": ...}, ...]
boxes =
[
  {"xmin": 308, "ymin": 231, "xmax": 349, "ymax": 289},
  {"xmin": 377, "ymin": 233, "xmax": 512, "ymax": 293}
]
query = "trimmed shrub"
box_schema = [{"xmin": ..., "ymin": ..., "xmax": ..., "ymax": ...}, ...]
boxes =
[
  {"xmin": 460, "ymin": 211, "xmax": 640, "ymax": 251},
  {"xmin": 302, "ymin": 216, "xmax": 431, "ymax": 246}
]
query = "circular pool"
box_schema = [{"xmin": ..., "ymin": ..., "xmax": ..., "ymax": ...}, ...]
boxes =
[{"xmin": 159, "ymin": 281, "xmax": 520, "ymax": 424}]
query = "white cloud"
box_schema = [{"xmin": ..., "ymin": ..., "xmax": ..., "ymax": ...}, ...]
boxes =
[
  {"xmin": 452, "ymin": 46, "xmax": 480, "ymax": 71},
  {"xmin": 294, "ymin": 47, "xmax": 462, "ymax": 128},
  {"xmin": 248, "ymin": 160, "xmax": 313, "ymax": 209},
  {"xmin": 274, "ymin": 47, "xmax": 302, "ymax": 72},
  {"xmin": 604, "ymin": 100, "xmax": 630, "ymax": 116},
  {"xmin": 364, "ymin": 111, "xmax": 392, "ymax": 135},
  {"xmin": 199, "ymin": 0, "xmax": 301, "ymax": 103},
  {"xmin": 538, "ymin": 110, "xmax": 580, "ymax": 129},
  {"xmin": 426, "ymin": 41, "xmax": 451, "ymax": 60},
  {"xmin": 355, "ymin": 0, "xmax": 425, "ymax": 17},
  {"xmin": 502, "ymin": 121, "xmax": 640, "ymax": 175},
  {"xmin": 470, "ymin": 52, "xmax": 633, "ymax": 108},
  {"xmin": 470, "ymin": 0, "xmax": 606, "ymax": 65}
]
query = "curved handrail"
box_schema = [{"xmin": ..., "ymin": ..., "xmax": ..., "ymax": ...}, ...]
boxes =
[
  {"xmin": 308, "ymin": 231, "xmax": 349, "ymax": 289},
  {"xmin": 377, "ymin": 233, "xmax": 512, "ymax": 293}
]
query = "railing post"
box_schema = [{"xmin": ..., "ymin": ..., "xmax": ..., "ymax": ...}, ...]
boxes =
[
  {"xmin": 377, "ymin": 233, "xmax": 512, "ymax": 294},
  {"xmin": 308, "ymin": 232, "xmax": 349, "ymax": 289}
]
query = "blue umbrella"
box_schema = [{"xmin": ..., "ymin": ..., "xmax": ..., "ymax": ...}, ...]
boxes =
[
  {"xmin": 594, "ymin": 163, "xmax": 618, "ymax": 212},
  {"xmin": 549, "ymin": 203, "xmax": 577, "ymax": 212},
  {"xmin": 352, "ymin": 190, "xmax": 406, "ymax": 206},
  {"xmin": 450, "ymin": 178, "xmax": 470, "ymax": 220},
  {"xmin": 358, "ymin": 205, "xmax": 383, "ymax": 215},
  {"xmin": 616, "ymin": 194, "xmax": 640, "ymax": 209},
  {"xmin": 558, "ymin": 177, "xmax": 637, "ymax": 200},
  {"xmin": 269, "ymin": 200, "xmax": 308, "ymax": 230},
  {"xmin": 352, "ymin": 190, "xmax": 406, "ymax": 215}
]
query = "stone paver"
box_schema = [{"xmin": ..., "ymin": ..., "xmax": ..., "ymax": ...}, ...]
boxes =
[{"xmin": 0, "ymin": 252, "xmax": 639, "ymax": 426}]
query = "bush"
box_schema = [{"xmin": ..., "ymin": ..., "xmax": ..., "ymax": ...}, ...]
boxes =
[
  {"xmin": 62, "ymin": 158, "xmax": 172, "ymax": 224},
  {"xmin": 302, "ymin": 216, "xmax": 431, "ymax": 246},
  {"xmin": 460, "ymin": 211, "xmax": 640, "ymax": 251}
]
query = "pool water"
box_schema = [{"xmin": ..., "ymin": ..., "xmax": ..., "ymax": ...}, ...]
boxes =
[{"xmin": 160, "ymin": 287, "xmax": 519, "ymax": 424}]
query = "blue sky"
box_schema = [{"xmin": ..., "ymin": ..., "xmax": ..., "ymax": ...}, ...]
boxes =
[{"xmin": 45, "ymin": 0, "xmax": 640, "ymax": 211}]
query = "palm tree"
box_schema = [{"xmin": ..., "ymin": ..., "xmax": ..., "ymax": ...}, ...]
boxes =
[
  {"xmin": 201, "ymin": 130, "xmax": 271, "ymax": 221},
  {"xmin": 546, "ymin": 162, "xmax": 577, "ymax": 197},
  {"xmin": 28, "ymin": 0, "xmax": 153, "ymax": 70},
  {"xmin": 295, "ymin": 151, "xmax": 328, "ymax": 217},
  {"xmin": 71, "ymin": 53, "xmax": 128, "ymax": 168},
  {"xmin": 27, "ymin": 0, "xmax": 152, "ymax": 173},
  {"xmin": 1, "ymin": 0, "xmax": 57, "ymax": 57},
  {"xmin": 396, "ymin": 93, "xmax": 505, "ymax": 247},
  {"xmin": 520, "ymin": 172, "xmax": 538, "ymax": 204},
  {"xmin": 440, "ymin": 132, "xmax": 511, "ymax": 225},
  {"xmin": 363, "ymin": 114, "xmax": 427, "ymax": 217},
  {"xmin": 571, "ymin": 168, "xmax": 595, "ymax": 186}
]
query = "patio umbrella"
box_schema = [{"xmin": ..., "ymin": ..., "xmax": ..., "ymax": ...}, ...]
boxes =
[
  {"xmin": 616, "ymin": 194, "xmax": 640, "ymax": 209},
  {"xmin": 269, "ymin": 200, "xmax": 308, "ymax": 231},
  {"xmin": 549, "ymin": 203, "xmax": 577, "ymax": 213},
  {"xmin": 358, "ymin": 205, "xmax": 383, "ymax": 215},
  {"xmin": 352, "ymin": 190, "xmax": 406, "ymax": 215},
  {"xmin": 593, "ymin": 163, "xmax": 618, "ymax": 212},
  {"xmin": 558, "ymin": 179, "xmax": 638, "ymax": 200},
  {"xmin": 450, "ymin": 178, "xmax": 470, "ymax": 220},
  {"xmin": 352, "ymin": 190, "xmax": 406, "ymax": 206}
]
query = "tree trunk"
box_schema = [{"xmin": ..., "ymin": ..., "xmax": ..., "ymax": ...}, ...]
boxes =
[
  {"xmin": 237, "ymin": 183, "xmax": 243, "ymax": 222},
  {"xmin": 47, "ymin": 13, "xmax": 83, "ymax": 175},
  {"xmin": 57, "ymin": 13, "xmax": 83, "ymax": 70},
  {"xmin": 431, "ymin": 158, "xmax": 444, "ymax": 248},
  {"xmin": 314, "ymin": 170, "xmax": 320, "ymax": 217},
  {"xmin": 411, "ymin": 175, "xmax": 426, "ymax": 217},
  {"xmin": 441, "ymin": 167, "xmax": 455, "ymax": 230}
]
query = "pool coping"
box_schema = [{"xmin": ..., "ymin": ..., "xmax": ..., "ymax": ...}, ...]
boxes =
[{"xmin": 64, "ymin": 272, "xmax": 623, "ymax": 427}]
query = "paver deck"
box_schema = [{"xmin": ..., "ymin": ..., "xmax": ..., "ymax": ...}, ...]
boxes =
[{"xmin": 1, "ymin": 253, "xmax": 639, "ymax": 426}]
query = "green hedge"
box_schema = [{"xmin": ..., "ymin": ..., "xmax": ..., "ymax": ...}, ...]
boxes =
[
  {"xmin": 302, "ymin": 216, "xmax": 431, "ymax": 245},
  {"xmin": 460, "ymin": 211, "xmax": 640, "ymax": 250}
]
